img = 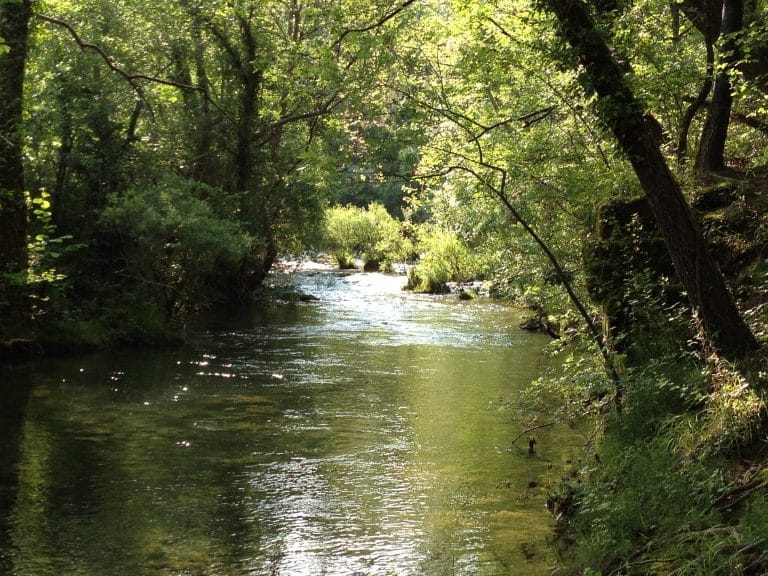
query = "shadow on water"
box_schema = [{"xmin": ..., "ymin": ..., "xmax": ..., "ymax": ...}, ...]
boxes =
[
  {"xmin": 0, "ymin": 365, "xmax": 34, "ymax": 573},
  {"xmin": 0, "ymin": 271, "xmax": 583, "ymax": 575}
]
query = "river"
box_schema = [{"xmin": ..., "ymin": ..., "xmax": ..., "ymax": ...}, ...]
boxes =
[{"xmin": 0, "ymin": 270, "xmax": 581, "ymax": 575}]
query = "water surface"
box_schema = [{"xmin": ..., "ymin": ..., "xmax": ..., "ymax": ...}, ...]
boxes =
[{"xmin": 0, "ymin": 271, "xmax": 580, "ymax": 575}]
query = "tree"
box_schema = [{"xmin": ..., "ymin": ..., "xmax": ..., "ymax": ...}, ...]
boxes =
[
  {"xmin": 542, "ymin": 0, "xmax": 759, "ymax": 359},
  {"xmin": 0, "ymin": 0, "xmax": 32, "ymax": 337},
  {"xmin": 9, "ymin": 0, "xmax": 424, "ymax": 337},
  {"xmin": 694, "ymin": 0, "xmax": 745, "ymax": 173}
]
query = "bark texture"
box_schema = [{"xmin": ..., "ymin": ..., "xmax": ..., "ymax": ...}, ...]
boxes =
[
  {"xmin": 0, "ymin": 0, "xmax": 32, "ymax": 335},
  {"xmin": 545, "ymin": 0, "xmax": 759, "ymax": 358}
]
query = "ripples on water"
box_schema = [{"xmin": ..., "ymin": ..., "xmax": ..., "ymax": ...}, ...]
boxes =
[{"xmin": 0, "ymin": 271, "xmax": 582, "ymax": 576}]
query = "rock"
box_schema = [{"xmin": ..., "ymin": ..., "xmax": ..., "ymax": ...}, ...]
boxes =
[
  {"xmin": 520, "ymin": 316, "xmax": 543, "ymax": 331},
  {"xmin": 520, "ymin": 312, "xmax": 560, "ymax": 338},
  {"xmin": 692, "ymin": 181, "xmax": 738, "ymax": 211},
  {"xmin": 584, "ymin": 196, "xmax": 679, "ymax": 353},
  {"xmin": 458, "ymin": 289, "xmax": 476, "ymax": 300},
  {"xmin": 363, "ymin": 260, "xmax": 380, "ymax": 272}
]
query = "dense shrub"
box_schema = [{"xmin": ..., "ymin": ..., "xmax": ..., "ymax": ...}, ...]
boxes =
[
  {"xmin": 323, "ymin": 203, "xmax": 409, "ymax": 270},
  {"xmin": 406, "ymin": 226, "xmax": 479, "ymax": 293},
  {"xmin": 99, "ymin": 177, "xmax": 253, "ymax": 318}
]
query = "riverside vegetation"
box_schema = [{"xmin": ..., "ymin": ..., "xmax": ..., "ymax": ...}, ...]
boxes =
[{"xmin": 2, "ymin": 0, "xmax": 768, "ymax": 574}]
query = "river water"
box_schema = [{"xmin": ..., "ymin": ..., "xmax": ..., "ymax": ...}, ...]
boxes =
[{"xmin": 0, "ymin": 271, "xmax": 580, "ymax": 575}]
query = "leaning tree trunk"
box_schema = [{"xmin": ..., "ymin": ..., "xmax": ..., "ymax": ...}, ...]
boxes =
[
  {"xmin": 695, "ymin": 0, "xmax": 744, "ymax": 173},
  {"xmin": 0, "ymin": 0, "xmax": 32, "ymax": 337},
  {"xmin": 544, "ymin": 0, "xmax": 759, "ymax": 359}
]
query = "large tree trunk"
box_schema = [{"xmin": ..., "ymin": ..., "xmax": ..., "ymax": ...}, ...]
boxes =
[
  {"xmin": 695, "ymin": 0, "xmax": 744, "ymax": 173},
  {"xmin": 235, "ymin": 16, "xmax": 260, "ymax": 199},
  {"xmin": 545, "ymin": 0, "xmax": 759, "ymax": 359},
  {"xmin": 0, "ymin": 0, "xmax": 32, "ymax": 337}
]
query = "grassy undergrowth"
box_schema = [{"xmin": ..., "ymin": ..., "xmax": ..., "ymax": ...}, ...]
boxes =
[
  {"xmin": 545, "ymin": 312, "xmax": 768, "ymax": 574},
  {"xmin": 549, "ymin": 342, "xmax": 768, "ymax": 575}
]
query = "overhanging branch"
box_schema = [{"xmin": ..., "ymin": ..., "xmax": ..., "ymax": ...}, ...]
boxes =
[
  {"xmin": 332, "ymin": 0, "xmax": 418, "ymax": 50},
  {"xmin": 36, "ymin": 13, "xmax": 226, "ymax": 121}
]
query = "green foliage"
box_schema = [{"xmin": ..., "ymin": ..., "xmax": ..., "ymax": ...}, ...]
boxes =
[
  {"xmin": 569, "ymin": 434, "xmax": 725, "ymax": 576},
  {"xmin": 26, "ymin": 188, "xmax": 82, "ymax": 319},
  {"xmin": 325, "ymin": 106, "xmax": 427, "ymax": 217},
  {"xmin": 322, "ymin": 203, "xmax": 409, "ymax": 270},
  {"xmin": 324, "ymin": 205, "xmax": 362, "ymax": 268},
  {"xmin": 741, "ymin": 494, "xmax": 768, "ymax": 551},
  {"xmin": 99, "ymin": 177, "xmax": 253, "ymax": 317},
  {"xmin": 524, "ymin": 330, "xmax": 613, "ymax": 420},
  {"xmin": 407, "ymin": 226, "xmax": 479, "ymax": 293},
  {"xmin": 553, "ymin": 349, "xmax": 768, "ymax": 576}
]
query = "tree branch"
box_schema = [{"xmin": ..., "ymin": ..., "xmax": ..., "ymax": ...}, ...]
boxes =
[
  {"xmin": 509, "ymin": 422, "xmax": 556, "ymax": 447},
  {"xmin": 332, "ymin": 0, "xmax": 419, "ymax": 50},
  {"xmin": 36, "ymin": 13, "xmax": 148, "ymax": 100},
  {"xmin": 419, "ymin": 138, "xmax": 622, "ymax": 398},
  {"xmin": 518, "ymin": 105, "xmax": 558, "ymax": 127},
  {"xmin": 35, "ymin": 13, "xmax": 227, "ymax": 121}
]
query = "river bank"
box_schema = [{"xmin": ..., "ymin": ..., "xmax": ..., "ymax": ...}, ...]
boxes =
[{"xmin": 548, "ymin": 175, "xmax": 768, "ymax": 575}]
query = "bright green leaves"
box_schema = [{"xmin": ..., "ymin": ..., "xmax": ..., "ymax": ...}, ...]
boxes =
[
  {"xmin": 322, "ymin": 203, "xmax": 410, "ymax": 270},
  {"xmin": 26, "ymin": 189, "xmax": 77, "ymax": 315},
  {"xmin": 30, "ymin": 191, "xmax": 51, "ymax": 214},
  {"xmin": 407, "ymin": 225, "xmax": 479, "ymax": 292}
]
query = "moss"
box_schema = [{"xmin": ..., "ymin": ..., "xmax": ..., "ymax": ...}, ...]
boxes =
[{"xmin": 692, "ymin": 181, "xmax": 739, "ymax": 211}]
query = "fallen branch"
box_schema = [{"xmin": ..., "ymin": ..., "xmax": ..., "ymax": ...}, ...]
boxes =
[{"xmin": 715, "ymin": 477, "xmax": 768, "ymax": 510}]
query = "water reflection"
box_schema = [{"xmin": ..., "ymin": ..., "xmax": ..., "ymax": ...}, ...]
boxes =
[{"xmin": 0, "ymin": 271, "xmax": 580, "ymax": 575}]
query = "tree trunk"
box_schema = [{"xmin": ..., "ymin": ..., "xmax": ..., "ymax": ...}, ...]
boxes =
[
  {"xmin": 0, "ymin": 0, "xmax": 32, "ymax": 336},
  {"xmin": 695, "ymin": 0, "xmax": 743, "ymax": 173},
  {"xmin": 677, "ymin": 40, "xmax": 714, "ymax": 165},
  {"xmin": 52, "ymin": 110, "xmax": 74, "ymax": 229},
  {"xmin": 235, "ymin": 17, "xmax": 260, "ymax": 198},
  {"xmin": 545, "ymin": 0, "xmax": 759, "ymax": 359}
]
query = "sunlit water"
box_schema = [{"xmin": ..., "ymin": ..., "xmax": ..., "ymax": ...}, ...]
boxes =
[{"xmin": 0, "ymin": 271, "xmax": 582, "ymax": 575}]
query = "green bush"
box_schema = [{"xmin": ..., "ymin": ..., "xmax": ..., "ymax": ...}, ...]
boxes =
[
  {"xmin": 407, "ymin": 226, "xmax": 479, "ymax": 293},
  {"xmin": 323, "ymin": 203, "xmax": 408, "ymax": 270},
  {"xmin": 99, "ymin": 176, "xmax": 253, "ymax": 318},
  {"xmin": 324, "ymin": 205, "xmax": 361, "ymax": 268}
]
